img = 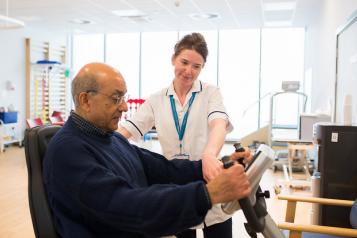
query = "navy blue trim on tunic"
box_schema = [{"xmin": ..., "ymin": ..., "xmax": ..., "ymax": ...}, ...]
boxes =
[
  {"xmin": 207, "ymin": 111, "xmax": 228, "ymax": 119},
  {"xmin": 126, "ymin": 120, "xmax": 143, "ymax": 136}
]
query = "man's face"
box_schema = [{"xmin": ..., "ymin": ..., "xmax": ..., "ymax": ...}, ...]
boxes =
[{"xmin": 87, "ymin": 74, "xmax": 128, "ymax": 132}]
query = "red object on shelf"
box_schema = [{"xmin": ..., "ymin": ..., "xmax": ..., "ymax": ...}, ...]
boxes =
[
  {"xmin": 48, "ymin": 111, "xmax": 65, "ymax": 126},
  {"xmin": 123, "ymin": 98, "xmax": 145, "ymax": 120},
  {"xmin": 26, "ymin": 118, "xmax": 44, "ymax": 128}
]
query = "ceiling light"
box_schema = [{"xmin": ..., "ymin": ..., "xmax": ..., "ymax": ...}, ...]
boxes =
[
  {"xmin": 69, "ymin": 19, "xmax": 94, "ymax": 25},
  {"xmin": 0, "ymin": 14, "xmax": 25, "ymax": 29},
  {"xmin": 264, "ymin": 20, "xmax": 292, "ymax": 27},
  {"xmin": 112, "ymin": 9, "xmax": 147, "ymax": 17},
  {"xmin": 263, "ymin": 1, "xmax": 296, "ymax": 11},
  {"xmin": 126, "ymin": 16, "xmax": 152, "ymax": 23},
  {"xmin": 189, "ymin": 13, "xmax": 220, "ymax": 20},
  {"xmin": 0, "ymin": 0, "xmax": 25, "ymax": 29}
]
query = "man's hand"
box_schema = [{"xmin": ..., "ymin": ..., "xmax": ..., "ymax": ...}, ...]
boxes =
[
  {"xmin": 206, "ymin": 164, "xmax": 251, "ymax": 204},
  {"xmin": 202, "ymin": 153, "xmax": 223, "ymax": 182}
]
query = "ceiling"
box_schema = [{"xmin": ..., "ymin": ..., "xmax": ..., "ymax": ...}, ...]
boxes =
[{"xmin": 0, "ymin": 0, "xmax": 322, "ymax": 34}]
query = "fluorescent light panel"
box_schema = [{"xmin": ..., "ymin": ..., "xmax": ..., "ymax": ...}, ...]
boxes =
[
  {"xmin": 0, "ymin": 14, "xmax": 25, "ymax": 29},
  {"xmin": 112, "ymin": 9, "xmax": 147, "ymax": 17},
  {"xmin": 264, "ymin": 20, "xmax": 292, "ymax": 27},
  {"xmin": 263, "ymin": 1, "xmax": 296, "ymax": 11},
  {"xmin": 69, "ymin": 19, "xmax": 94, "ymax": 25},
  {"xmin": 189, "ymin": 13, "xmax": 220, "ymax": 20}
]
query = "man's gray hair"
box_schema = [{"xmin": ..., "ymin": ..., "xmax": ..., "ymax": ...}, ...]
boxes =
[{"xmin": 71, "ymin": 72, "xmax": 99, "ymax": 107}]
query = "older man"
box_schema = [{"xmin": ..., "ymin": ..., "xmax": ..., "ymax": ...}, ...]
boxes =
[{"xmin": 43, "ymin": 62, "xmax": 251, "ymax": 238}]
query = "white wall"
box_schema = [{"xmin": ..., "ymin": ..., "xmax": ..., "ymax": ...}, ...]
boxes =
[
  {"xmin": 0, "ymin": 28, "xmax": 68, "ymax": 139},
  {"xmin": 306, "ymin": 0, "xmax": 357, "ymax": 116}
]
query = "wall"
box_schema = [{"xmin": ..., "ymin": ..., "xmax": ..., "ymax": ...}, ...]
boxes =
[
  {"xmin": 0, "ymin": 28, "xmax": 68, "ymax": 139},
  {"xmin": 306, "ymin": 0, "xmax": 357, "ymax": 117}
]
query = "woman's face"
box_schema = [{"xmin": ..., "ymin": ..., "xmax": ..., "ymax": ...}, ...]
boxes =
[{"xmin": 172, "ymin": 49, "xmax": 204, "ymax": 88}]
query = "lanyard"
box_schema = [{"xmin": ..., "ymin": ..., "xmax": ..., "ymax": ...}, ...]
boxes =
[{"xmin": 169, "ymin": 92, "xmax": 196, "ymax": 154}]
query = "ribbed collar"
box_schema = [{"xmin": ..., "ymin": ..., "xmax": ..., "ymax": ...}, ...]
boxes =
[{"xmin": 70, "ymin": 110, "xmax": 113, "ymax": 137}]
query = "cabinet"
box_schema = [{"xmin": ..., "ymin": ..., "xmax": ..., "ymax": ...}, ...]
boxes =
[
  {"xmin": 314, "ymin": 124, "xmax": 357, "ymax": 228},
  {"xmin": 0, "ymin": 122, "xmax": 22, "ymax": 153}
]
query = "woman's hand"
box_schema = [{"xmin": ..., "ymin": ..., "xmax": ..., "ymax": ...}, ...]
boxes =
[
  {"xmin": 202, "ymin": 153, "xmax": 223, "ymax": 182},
  {"xmin": 229, "ymin": 147, "xmax": 253, "ymax": 166}
]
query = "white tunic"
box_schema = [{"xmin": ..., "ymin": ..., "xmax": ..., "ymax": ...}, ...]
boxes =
[{"xmin": 120, "ymin": 80, "xmax": 233, "ymax": 227}]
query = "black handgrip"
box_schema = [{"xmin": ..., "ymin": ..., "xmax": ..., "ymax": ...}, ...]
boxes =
[
  {"xmin": 234, "ymin": 142, "xmax": 245, "ymax": 167},
  {"xmin": 221, "ymin": 155, "xmax": 234, "ymax": 169}
]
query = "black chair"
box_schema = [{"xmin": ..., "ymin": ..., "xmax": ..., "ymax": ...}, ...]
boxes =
[{"xmin": 24, "ymin": 125, "xmax": 61, "ymax": 238}]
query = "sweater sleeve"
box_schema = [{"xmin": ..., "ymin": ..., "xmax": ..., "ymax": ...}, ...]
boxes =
[
  {"xmin": 133, "ymin": 145, "xmax": 205, "ymax": 185},
  {"xmin": 79, "ymin": 168, "xmax": 211, "ymax": 236}
]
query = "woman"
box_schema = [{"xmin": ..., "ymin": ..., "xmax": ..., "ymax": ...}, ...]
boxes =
[{"xmin": 118, "ymin": 33, "xmax": 234, "ymax": 238}]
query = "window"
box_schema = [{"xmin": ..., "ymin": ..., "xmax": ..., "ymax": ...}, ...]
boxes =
[
  {"xmin": 218, "ymin": 29, "xmax": 261, "ymax": 139},
  {"xmin": 140, "ymin": 32, "xmax": 178, "ymax": 98},
  {"xmin": 72, "ymin": 34, "xmax": 104, "ymax": 75},
  {"xmin": 70, "ymin": 28, "xmax": 306, "ymax": 141},
  {"xmin": 260, "ymin": 28, "xmax": 305, "ymax": 139},
  {"xmin": 106, "ymin": 33, "xmax": 140, "ymax": 98}
]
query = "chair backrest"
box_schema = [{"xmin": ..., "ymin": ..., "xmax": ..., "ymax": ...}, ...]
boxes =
[{"xmin": 24, "ymin": 125, "xmax": 62, "ymax": 238}]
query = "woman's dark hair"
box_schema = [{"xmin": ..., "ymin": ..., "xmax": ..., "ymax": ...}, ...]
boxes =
[{"xmin": 173, "ymin": 32, "xmax": 208, "ymax": 62}]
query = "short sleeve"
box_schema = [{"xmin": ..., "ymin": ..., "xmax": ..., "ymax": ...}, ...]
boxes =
[
  {"xmin": 207, "ymin": 88, "xmax": 233, "ymax": 133},
  {"xmin": 120, "ymin": 99, "xmax": 155, "ymax": 141}
]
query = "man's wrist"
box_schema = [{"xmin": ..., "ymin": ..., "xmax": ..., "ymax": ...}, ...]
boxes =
[{"xmin": 203, "ymin": 185, "xmax": 213, "ymax": 207}]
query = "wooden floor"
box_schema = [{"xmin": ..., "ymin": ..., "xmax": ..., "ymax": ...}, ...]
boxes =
[
  {"xmin": 0, "ymin": 145, "xmax": 312, "ymax": 238},
  {"xmin": 0, "ymin": 146, "xmax": 34, "ymax": 238}
]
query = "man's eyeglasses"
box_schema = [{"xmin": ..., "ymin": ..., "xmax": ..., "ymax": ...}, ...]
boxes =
[{"xmin": 87, "ymin": 90, "xmax": 129, "ymax": 105}]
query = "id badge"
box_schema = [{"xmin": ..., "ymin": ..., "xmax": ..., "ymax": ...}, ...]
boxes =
[{"xmin": 172, "ymin": 153, "xmax": 190, "ymax": 160}]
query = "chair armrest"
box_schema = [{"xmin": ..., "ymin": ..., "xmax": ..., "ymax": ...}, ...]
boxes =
[{"xmin": 278, "ymin": 222, "xmax": 357, "ymax": 237}]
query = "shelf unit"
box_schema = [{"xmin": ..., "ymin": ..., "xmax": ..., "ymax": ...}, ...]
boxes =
[{"xmin": 25, "ymin": 38, "xmax": 69, "ymax": 123}]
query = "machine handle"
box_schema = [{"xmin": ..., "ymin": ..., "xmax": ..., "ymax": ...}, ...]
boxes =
[
  {"xmin": 234, "ymin": 142, "xmax": 245, "ymax": 166},
  {"xmin": 239, "ymin": 196, "xmax": 266, "ymax": 232},
  {"xmin": 223, "ymin": 144, "xmax": 267, "ymax": 233}
]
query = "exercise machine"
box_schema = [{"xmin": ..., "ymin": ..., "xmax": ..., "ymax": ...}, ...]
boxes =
[{"xmin": 222, "ymin": 144, "xmax": 285, "ymax": 238}]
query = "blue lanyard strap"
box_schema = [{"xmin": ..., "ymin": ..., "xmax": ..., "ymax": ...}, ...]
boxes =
[{"xmin": 169, "ymin": 92, "xmax": 197, "ymax": 142}]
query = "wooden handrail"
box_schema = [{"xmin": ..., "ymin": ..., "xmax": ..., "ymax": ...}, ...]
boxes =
[
  {"xmin": 278, "ymin": 194, "xmax": 354, "ymax": 207},
  {"xmin": 278, "ymin": 222, "xmax": 357, "ymax": 237}
]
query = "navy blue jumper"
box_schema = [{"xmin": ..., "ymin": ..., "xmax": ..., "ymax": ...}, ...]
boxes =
[{"xmin": 43, "ymin": 115, "xmax": 211, "ymax": 238}]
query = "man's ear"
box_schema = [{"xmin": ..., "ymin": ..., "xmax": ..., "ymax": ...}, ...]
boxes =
[{"xmin": 78, "ymin": 92, "xmax": 91, "ymax": 112}]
